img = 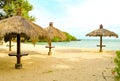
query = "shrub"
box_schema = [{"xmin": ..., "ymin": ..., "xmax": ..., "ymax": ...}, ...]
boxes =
[{"xmin": 113, "ymin": 51, "xmax": 120, "ymax": 81}]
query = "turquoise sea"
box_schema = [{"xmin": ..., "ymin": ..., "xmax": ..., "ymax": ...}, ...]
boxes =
[{"xmin": 36, "ymin": 39, "xmax": 120, "ymax": 50}]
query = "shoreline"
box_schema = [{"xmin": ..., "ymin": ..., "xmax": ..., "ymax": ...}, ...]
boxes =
[
  {"xmin": 29, "ymin": 39, "xmax": 120, "ymax": 51},
  {"xmin": 26, "ymin": 41, "xmax": 119, "ymax": 51}
]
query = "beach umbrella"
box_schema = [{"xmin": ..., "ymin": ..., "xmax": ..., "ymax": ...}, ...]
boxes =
[
  {"xmin": 86, "ymin": 24, "xmax": 118, "ymax": 52},
  {"xmin": 45, "ymin": 22, "xmax": 66, "ymax": 55},
  {"xmin": 0, "ymin": 16, "xmax": 46, "ymax": 69}
]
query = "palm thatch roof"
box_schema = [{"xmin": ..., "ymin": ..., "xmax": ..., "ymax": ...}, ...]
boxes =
[
  {"xmin": 86, "ymin": 24, "xmax": 118, "ymax": 52},
  {"xmin": 45, "ymin": 22, "xmax": 66, "ymax": 55},
  {"xmin": 45, "ymin": 22, "xmax": 66, "ymax": 40},
  {"xmin": 0, "ymin": 15, "xmax": 46, "ymax": 69},
  {"xmin": 0, "ymin": 16, "xmax": 46, "ymax": 41},
  {"xmin": 86, "ymin": 24, "xmax": 118, "ymax": 38}
]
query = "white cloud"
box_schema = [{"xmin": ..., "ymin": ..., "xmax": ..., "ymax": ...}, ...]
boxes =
[
  {"xmin": 61, "ymin": 0, "xmax": 120, "ymax": 26},
  {"xmin": 29, "ymin": 0, "xmax": 120, "ymax": 38}
]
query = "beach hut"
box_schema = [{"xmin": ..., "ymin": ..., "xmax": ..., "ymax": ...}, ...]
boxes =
[
  {"xmin": 0, "ymin": 16, "xmax": 46, "ymax": 69},
  {"xmin": 86, "ymin": 24, "xmax": 118, "ymax": 52},
  {"xmin": 45, "ymin": 22, "xmax": 66, "ymax": 55}
]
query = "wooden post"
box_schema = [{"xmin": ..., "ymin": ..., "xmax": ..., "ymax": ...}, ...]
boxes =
[
  {"xmin": 48, "ymin": 40, "xmax": 52, "ymax": 55},
  {"xmin": 99, "ymin": 35, "xmax": 102, "ymax": 52},
  {"xmin": 9, "ymin": 40, "xmax": 11, "ymax": 51},
  {"xmin": 99, "ymin": 24, "xmax": 103, "ymax": 52},
  {"xmin": 15, "ymin": 34, "xmax": 22, "ymax": 69}
]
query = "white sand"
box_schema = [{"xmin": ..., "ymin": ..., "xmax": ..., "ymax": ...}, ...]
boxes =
[{"xmin": 0, "ymin": 42, "xmax": 116, "ymax": 81}]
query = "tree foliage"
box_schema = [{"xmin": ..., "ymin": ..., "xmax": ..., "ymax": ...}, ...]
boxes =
[
  {"xmin": 113, "ymin": 51, "xmax": 120, "ymax": 81},
  {"xmin": 0, "ymin": 0, "xmax": 6, "ymax": 8},
  {"xmin": 1, "ymin": 0, "xmax": 35, "ymax": 21},
  {"xmin": 63, "ymin": 32, "xmax": 77, "ymax": 41}
]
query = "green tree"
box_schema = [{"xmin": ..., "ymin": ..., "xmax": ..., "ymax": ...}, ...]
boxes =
[
  {"xmin": 2, "ymin": 0, "xmax": 35, "ymax": 21},
  {"xmin": 0, "ymin": 0, "xmax": 6, "ymax": 8}
]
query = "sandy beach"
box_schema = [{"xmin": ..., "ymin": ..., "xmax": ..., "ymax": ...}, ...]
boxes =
[{"xmin": 0, "ymin": 42, "xmax": 116, "ymax": 81}]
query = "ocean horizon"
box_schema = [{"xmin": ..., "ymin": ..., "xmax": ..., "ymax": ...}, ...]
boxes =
[{"xmin": 36, "ymin": 38, "xmax": 120, "ymax": 50}]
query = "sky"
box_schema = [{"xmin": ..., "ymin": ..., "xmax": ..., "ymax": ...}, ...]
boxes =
[{"xmin": 29, "ymin": 0, "xmax": 120, "ymax": 39}]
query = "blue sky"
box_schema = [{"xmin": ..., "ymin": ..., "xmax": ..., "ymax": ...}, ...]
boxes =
[{"xmin": 29, "ymin": 0, "xmax": 120, "ymax": 39}]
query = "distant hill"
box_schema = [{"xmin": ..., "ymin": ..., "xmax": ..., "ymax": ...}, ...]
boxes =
[{"xmin": 62, "ymin": 32, "xmax": 77, "ymax": 41}]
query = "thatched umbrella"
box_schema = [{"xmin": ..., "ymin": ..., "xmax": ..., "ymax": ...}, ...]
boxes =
[
  {"xmin": 0, "ymin": 16, "xmax": 46, "ymax": 69},
  {"xmin": 4, "ymin": 20, "xmax": 45, "ymax": 51},
  {"xmin": 45, "ymin": 22, "xmax": 66, "ymax": 55},
  {"xmin": 86, "ymin": 24, "xmax": 118, "ymax": 52}
]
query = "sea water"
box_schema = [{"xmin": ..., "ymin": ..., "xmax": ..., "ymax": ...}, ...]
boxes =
[{"xmin": 37, "ymin": 39, "xmax": 120, "ymax": 50}]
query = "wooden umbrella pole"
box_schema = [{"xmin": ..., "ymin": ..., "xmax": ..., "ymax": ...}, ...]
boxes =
[
  {"xmin": 17, "ymin": 34, "xmax": 20, "ymax": 54},
  {"xmin": 100, "ymin": 35, "xmax": 102, "ymax": 52},
  {"xmin": 9, "ymin": 39, "xmax": 11, "ymax": 51},
  {"xmin": 15, "ymin": 34, "xmax": 22, "ymax": 69},
  {"xmin": 48, "ymin": 40, "xmax": 52, "ymax": 55}
]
